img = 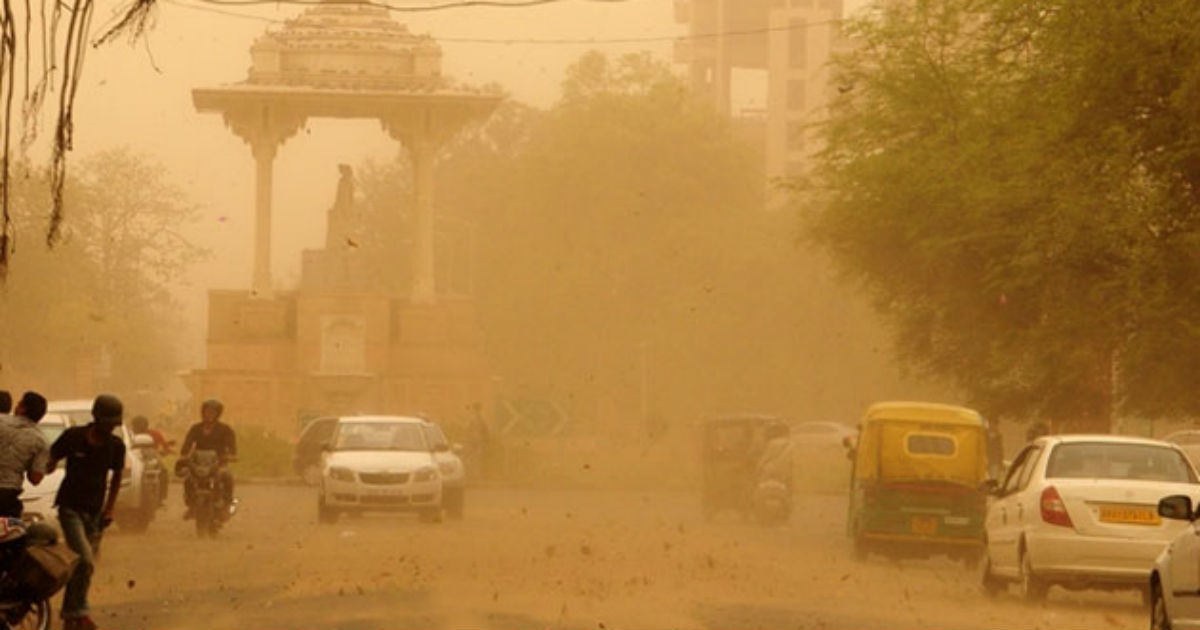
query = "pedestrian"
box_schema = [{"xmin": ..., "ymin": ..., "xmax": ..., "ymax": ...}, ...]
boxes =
[
  {"xmin": 0, "ymin": 391, "xmax": 50, "ymax": 517},
  {"xmin": 0, "ymin": 389, "xmax": 12, "ymax": 414},
  {"xmin": 46, "ymin": 394, "xmax": 126, "ymax": 630}
]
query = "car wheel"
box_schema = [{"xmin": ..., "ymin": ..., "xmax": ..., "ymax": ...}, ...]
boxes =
[
  {"xmin": 980, "ymin": 552, "xmax": 1004, "ymax": 598},
  {"xmin": 1151, "ymin": 579, "xmax": 1171, "ymax": 630},
  {"xmin": 317, "ymin": 494, "xmax": 339, "ymax": 525},
  {"xmin": 1019, "ymin": 549, "xmax": 1048, "ymax": 602}
]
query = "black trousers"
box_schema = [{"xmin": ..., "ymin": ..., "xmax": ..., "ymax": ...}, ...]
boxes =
[{"xmin": 0, "ymin": 487, "xmax": 23, "ymax": 518}]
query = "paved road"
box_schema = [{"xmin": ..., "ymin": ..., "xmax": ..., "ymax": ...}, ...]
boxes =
[{"xmin": 75, "ymin": 484, "xmax": 1144, "ymax": 629}]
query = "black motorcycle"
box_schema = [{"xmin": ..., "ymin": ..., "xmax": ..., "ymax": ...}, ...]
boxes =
[
  {"xmin": 180, "ymin": 450, "xmax": 235, "ymax": 538},
  {"xmin": 0, "ymin": 518, "xmax": 76, "ymax": 630}
]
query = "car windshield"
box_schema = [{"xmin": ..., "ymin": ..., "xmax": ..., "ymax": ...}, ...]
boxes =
[
  {"xmin": 36, "ymin": 414, "xmax": 70, "ymax": 444},
  {"xmin": 333, "ymin": 422, "xmax": 428, "ymax": 452},
  {"xmin": 1046, "ymin": 442, "xmax": 1197, "ymax": 483}
]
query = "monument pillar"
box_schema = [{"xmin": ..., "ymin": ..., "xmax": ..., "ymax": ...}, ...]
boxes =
[
  {"xmin": 409, "ymin": 135, "xmax": 438, "ymax": 304},
  {"xmin": 223, "ymin": 105, "xmax": 306, "ymax": 295}
]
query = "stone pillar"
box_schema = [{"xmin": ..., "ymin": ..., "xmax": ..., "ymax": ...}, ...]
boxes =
[
  {"xmin": 222, "ymin": 104, "xmax": 305, "ymax": 296},
  {"xmin": 409, "ymin": 136, "xmax": 438, "ymax": 304},
  {"xmin": 252, "ymin": 142, "xmax": 277, "ymax": 294}
]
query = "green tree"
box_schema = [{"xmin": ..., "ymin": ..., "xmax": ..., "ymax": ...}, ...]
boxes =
[
  {"xmin": 0, "ymin": 148, "xmax": 203, "ymax": 397},
  {"xmin": 808, "ymin": 0, "xmax": 1200, "ymax": 429}
]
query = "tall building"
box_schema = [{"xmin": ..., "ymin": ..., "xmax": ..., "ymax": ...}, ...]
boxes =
[{"xmin": 675, "ymin": 0, "xmax": 846, "ymax": 186}]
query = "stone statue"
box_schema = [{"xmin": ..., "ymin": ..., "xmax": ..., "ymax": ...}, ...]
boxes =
[{"xmin": 326, "ymin": 163, "xmax": 359, "ymax": 250}]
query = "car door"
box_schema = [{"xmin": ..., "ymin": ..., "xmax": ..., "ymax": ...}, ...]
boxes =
[
  {"xmin": 987, "ymin": 445, "xmax": 1036, "ymax": 574},
  {"xmin": 1168, "ymin": 519, "xmax": 1200, "ymax": 624}
]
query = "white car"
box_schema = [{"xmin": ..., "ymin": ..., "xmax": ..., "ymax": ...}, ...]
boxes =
[
  {"xmin": 42, "ymin": 400, "xmax": 161, "ymax": 532},
  {"xmin": 981, "ymin": 434, "xmax": 1200, "ymax": 601},
  {"xmin": 1150, "ymin": 494, "xmax": 1200, "ymax": 629},
  {"xmin": 419, "ymin": 419, "xmax": 465, "ymax": 519},
  {"xmin": 317, "ymin": 415, "xmax": 444, "ymax": 524},
  {"xmin": 19, "ymin": 413, "xmax": 72, "ymax": 522}
]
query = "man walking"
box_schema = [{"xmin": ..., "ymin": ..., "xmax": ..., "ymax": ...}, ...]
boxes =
[
  {"xmin": 47, "ymin": 394, "xmax": 126, "ymax": 630},
  {"xmin": 0, "ymin": 391, "xmax": 50, "ymax": 517}
]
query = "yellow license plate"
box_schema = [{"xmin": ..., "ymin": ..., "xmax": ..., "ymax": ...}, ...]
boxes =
[
  {"xmin": 1098, "ymin": 505, "xmax": 1160, "ymax": 525},
  {"xmin": 911, "ymin": 515, "xmax": 939, "ymax": 535}
]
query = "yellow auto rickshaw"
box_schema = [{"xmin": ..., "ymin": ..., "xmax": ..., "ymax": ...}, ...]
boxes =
[{"xmin": 846, "ymin": 402, "xmax": 992, "ymax": 564}]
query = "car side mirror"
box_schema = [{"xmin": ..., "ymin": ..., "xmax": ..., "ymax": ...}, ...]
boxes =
[
  {"xmin": 979, "ymin": 479, "xmax": 1000, "ymax": 496},
  {"xmin": 1159, "ymin": 495, "xmax": 1194, "ymax": 521}
]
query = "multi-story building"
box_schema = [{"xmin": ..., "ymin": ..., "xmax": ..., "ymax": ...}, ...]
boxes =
[{"xmin": 675, "ymin": 0, "xmax": 847, "ymax": 186}]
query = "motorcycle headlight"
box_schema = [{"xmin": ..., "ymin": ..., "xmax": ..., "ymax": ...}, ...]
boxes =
[
  {"xmin": 328, "ymin": 467, "xmax": 356, "ymax": 482},
  {"xmin": 413, "ymin": 467, "xmax": 438, "ymax": 482},
  {"xmin": 437, "ymin": 461, "xmax": 458, "ymax": 475}
]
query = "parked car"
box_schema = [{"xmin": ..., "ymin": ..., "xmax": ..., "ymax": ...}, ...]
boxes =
[
  {"xmin": 317, "ymin": 415, "xmax": 444, "ymax": 524},
  {"xmin": 419, "ymin": 419, "xmax": 465, "ymax": 519},
  {"xmin": 1150, "ymin": 494, "xmax": 1200, "ymax": 629},
  {"xmin": 294, "ymin": 416, "xmax": 338, "ymax": 485},
  {"xmin": 44, "ymin": 400, "xmax": 161, "ymax": 533},
  {"xmin": 19, "ymin": 413, "xmax": 72, "ymax": 522},
  {"xmin": 981, "ymin": 434, "xmax": 1200, "ymax": 601}
]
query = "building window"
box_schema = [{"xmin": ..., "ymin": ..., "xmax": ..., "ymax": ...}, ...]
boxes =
[{"xmin": 789, "ymin": 19, "xmax": 807, "ymax": 69}]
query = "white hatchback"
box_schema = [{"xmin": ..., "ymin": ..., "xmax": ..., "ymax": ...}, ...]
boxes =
[
  {"xmin": 317, "ymin": 416, "xmax": 444, "ymax": 524},
  {"xmin": 981, "ymin": 434, "xmax": 1200, "ymax": 601}
]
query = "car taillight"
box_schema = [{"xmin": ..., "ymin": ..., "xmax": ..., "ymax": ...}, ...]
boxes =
[{"xmin": 1040, "ymin": 485, "xmax": 1073, "ymax": 527}]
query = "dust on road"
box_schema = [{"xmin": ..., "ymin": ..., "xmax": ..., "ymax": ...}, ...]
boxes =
[{"xmin": 85, "ymin": 484, "xmax": 1143, "ymax": 629}]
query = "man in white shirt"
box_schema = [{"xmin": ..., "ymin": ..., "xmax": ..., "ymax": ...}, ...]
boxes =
[{"xmin": 0, "ymin": 391, "xmax": 50, "ymax": 517}]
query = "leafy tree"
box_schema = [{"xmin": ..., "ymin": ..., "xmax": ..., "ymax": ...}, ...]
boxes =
[
  {"xmin": 807, "ymin": 0, "xmax": 1200, "ymax": 429},
  {"xmin": 0, "ymin": 148, "xmax": 203, "ymax": 397}
]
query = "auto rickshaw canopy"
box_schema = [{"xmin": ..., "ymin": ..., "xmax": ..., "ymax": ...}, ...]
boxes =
[{"xmin": 853, "ymin": 402, "xmax": 988, "ymax": 487}]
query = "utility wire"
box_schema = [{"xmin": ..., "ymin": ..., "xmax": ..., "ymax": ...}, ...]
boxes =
[{"xmin": 165, "ymin": 0, "xmax": 839, "ymax": 45}]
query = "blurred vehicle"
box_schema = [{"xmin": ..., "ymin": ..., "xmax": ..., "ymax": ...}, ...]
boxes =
[
  {"xmin": 317, "ymin": 416, "xmax": 443, "ymax": 524},
  {"xmin": 418, "ymin": 419, "xmax": 465, "ymax": 519},
  {"xmin": 790, "ymin": 421, "xmax": 856, "ymax": 449},
  {"xmin": 700, "ymin": 414, "xmax": 788, "ymax": 520},
  {"xmin": 981, "ymin": 435, "xmax": 1200, "ymax": 602},
  {"xmin": 179, "ymin": 450, "xmax": 234, "ymax": 538},
  {"xmin": 1163, "ymin": 430, "xmax": 1200, "ymax": 474},
  {"xmin": 19, "ymin": 414, "xmax": 72, "ymax": 523},
  {"xmin": 1149, "ymin": 494, "xmax": 1200, "ymax": 629},
  {"xmin": 44, "ymin": 400, "xmax": 161, "ymax": 533},
  {"xmin": 294, "ymin": 416, "xmax": 338, "ymax": 485},
  {"xmin": 847, "ymin": 402, "xmax": 990, "ymax": 564}
]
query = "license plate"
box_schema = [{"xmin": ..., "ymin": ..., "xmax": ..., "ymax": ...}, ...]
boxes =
[
  {"xmin": 367, "ymin": 488, "xmax": 401, "ymax": 496},
  {"xmin": 911, "ymin": 515, "xmax": 939, "ymax": 535},
  {"xmin": 1098, "ymin": 505, "xmax": 1160, "ymax": 525}
]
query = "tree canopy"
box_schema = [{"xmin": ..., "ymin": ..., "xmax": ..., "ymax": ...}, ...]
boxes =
[{"xmin": 808, "ymin": 0, "xmax": 1200, "ymax": 429}]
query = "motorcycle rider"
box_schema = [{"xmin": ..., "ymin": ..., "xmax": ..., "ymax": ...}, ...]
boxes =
[{"xmin": 179, "ymin": 399, "xmax": 237, "ymax": 519}]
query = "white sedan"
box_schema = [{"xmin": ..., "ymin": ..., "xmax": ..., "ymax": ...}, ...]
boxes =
[
  {"xmin": 317, "ymin": 416, "xmax": 444, "ymax": 524},
  {"xmin": 981, "ymin": 434, "xmax": 1200, "ymax": 601},
  {"xmin": 1150, "ymin": 494, "xmax": 1200, "ymax": 629}
]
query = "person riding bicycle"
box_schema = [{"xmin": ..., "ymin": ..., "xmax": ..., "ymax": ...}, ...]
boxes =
[{"xmin": 179, "ymin": 400, "xmax": 237, "ymax": 519}]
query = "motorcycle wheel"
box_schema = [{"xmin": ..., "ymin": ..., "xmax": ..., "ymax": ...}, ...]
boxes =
[
  {"xmin": 194, "ymin": 500, "xmax": 214, "ymax": 538},
  {"xmin": 7, "ymin": 598, "xmax": 50, "ymax": 630}
]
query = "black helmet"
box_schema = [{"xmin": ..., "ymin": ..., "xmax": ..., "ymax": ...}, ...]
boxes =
[{"xmin": 92, "ymin": 394, "xmax": 124, "ymax": 425}]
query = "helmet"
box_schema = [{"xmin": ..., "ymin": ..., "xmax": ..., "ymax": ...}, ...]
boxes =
[{"xmin": 91, "ymin": 394, "xmax": 123, "ymax": 425}]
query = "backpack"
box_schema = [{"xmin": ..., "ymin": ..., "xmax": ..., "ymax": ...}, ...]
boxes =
[{"xmin": 12, "ymin": 542, "xmax": 79, "ymax": 600}]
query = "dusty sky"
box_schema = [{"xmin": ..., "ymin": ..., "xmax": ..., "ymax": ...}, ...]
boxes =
[{"xmin": 64, "ymin": 0, "xmax": 864, "ymax": 357}]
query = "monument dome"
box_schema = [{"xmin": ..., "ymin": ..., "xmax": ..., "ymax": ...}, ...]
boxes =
[{"xmin": 247, "ymin": 2, "xmax": 444, "ymax": 91}]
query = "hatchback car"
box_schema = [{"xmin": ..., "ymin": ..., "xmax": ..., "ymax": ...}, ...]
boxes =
[
  {"xmin": 317, "ymin": 415, "xmax": 444, "ymax": 524},
  {"xmin": 981, "ymin": 434, "xmax": 1200, "ymax": 601}
]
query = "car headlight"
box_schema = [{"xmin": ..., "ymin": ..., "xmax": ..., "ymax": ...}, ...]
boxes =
[
  {"xmin": 438, "ymin": 461, "xmax": 458, "ymax": 475},
  {"xmin": 413, "ymin": 467, "xmax": 438, "ymax": 482},
  {"xmin": 328, "ymin": 467, "xmax": 356, "ymax": 482}
]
